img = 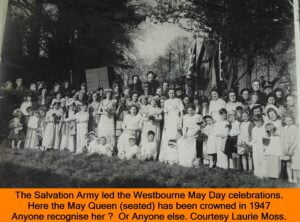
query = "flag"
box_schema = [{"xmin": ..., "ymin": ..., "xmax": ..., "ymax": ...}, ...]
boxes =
[
  {"xmin": 186, "ymin": 40, "xmax": 197, "ymax": 78},
  {"xmin": 196, "ymin": 40, "xmax": 221, "ymax": 94},
  {"xmin": 0, "ymin": 0, "xmax": 9, "ymax": 62}
]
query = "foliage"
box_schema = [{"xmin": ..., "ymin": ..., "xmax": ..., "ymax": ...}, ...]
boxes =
[
  {"xmin": 151, "ymin": 0, "xmax": 294, "ymax": 87},
  {"xmin": 2, "ymin": 0, "xmax": 147, "ymax": 83}
]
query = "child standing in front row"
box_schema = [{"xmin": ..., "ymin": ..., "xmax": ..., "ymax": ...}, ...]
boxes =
[
  {"xmin": 281, "ymin": 115, "xmax": 299, "ymax": 183},
  {"xmin": 8, "ymin": 109, "xmax": 25, "ymax": 149},
  {"xmin": 202, "ymin": 115, "xmax": 215, "ymax": 168},
  {"xmin": 24, "ymin": 110, "xmax": 40, "ymax": 149},
  {"xmin": 251, "ymin": 114, "xmax": 266, "ymax": 178},
  {"xmin": 238, "ymin": 111, "xmax": 254, "ymax": 172}
]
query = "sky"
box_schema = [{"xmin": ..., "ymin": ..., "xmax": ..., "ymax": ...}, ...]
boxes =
[{"xmin": 133, "ymin": 20, "xmax": 193, "ymax": 62}]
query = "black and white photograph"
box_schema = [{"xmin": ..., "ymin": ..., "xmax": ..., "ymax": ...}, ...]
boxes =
[{"xmin": 0, "ymin": 0, "xmax": 299, "ymax": 188}]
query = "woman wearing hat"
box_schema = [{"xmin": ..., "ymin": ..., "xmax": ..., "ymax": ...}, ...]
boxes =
[
  {"xmin": 129, "ymin": 75, "xmax": 144, "ymax": 96},
  {"xmin": 97, "ymin": 89, "xmax": 117, "ymax": 148}
]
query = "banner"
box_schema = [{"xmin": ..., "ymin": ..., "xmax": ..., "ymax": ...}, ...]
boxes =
[{"xmin": 85, "ymin": 67, "xmax": 110, "ymax": 91}]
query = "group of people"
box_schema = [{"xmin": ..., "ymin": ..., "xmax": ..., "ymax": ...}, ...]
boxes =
[{"xmin": 4, "ymin": 72, "xmax": 300, "ymax": 183}]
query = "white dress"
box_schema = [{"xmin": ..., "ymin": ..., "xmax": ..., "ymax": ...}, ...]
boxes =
[
  {"xmin": 159, "ymin": 98, "xmax": 184, "ymax": 162},
  {"xmin": 42, "ymin": 109, "xmax": 62, "ymax": 149},
  {"xmin": 264, "ymin": 135, "xmax": 282, "ymax": 179},
  {"xmin": 140, "ymin": 105, "xmax": 162, "ymax": 148},
  {"xmin": 117, "ymin": 114, "xmax": 142, "ymax": 158},
  {"xmin": 88, "ymin": 143, "xmax": 113, "ymax": 157},
  {"xmin": 209, "ymin": 98, "xmax": 226, "ymax": 122},
  {"xmin": 66, "ymin": 111, "xmax": 89, "ymax": 153},
  {"xmin": 251, "ymin": 126, "xmax": 266, "ymax": 178},
  {"xmin": 177, "ymin": 114, "xmax": 201, "ymax": 167},
  {"xmin": 140, "ymin": 141, "xmax": 157, "ymax": 160},
  {"xmin": 97, "ymin": 99, "xmax": 116, "ymax": 147},
  {"xmin": 238, "ymin": 121, "xmax": 252, "ymax": 155},
  {"xmin": 215, "ymin": 120, "xmax": 229, "ymax": 169},
  {"xmin": 203, "ymin": 124, "xmax": 216, "ymax": 155},
  {"xmin": 60, "ymin": 110, "xmax": 76, "ymax": 152},
  {"xmin": 282, "ymin": 125, "xmax": 299, "ymax": 170},
  {"xmin": 24, "ymin": 115, "xmax": 39, "ymax": 149}
]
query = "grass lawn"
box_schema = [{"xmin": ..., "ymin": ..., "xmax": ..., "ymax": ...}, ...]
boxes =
[{"xmin": 0, "ymin": 145, "xmax": 294, "ymax": 188}]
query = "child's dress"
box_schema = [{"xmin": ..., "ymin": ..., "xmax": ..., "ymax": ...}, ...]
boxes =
[
  {"xmin": 24, "ymin": 115, "xmax": 39, "ymax": 149},
  {"xmin": 89, "ymin": 143, "xmax": 113, "ymax": 157},
  {"xmin": 202, "ymin": 124, "xmax": 215, "ymax": 158},
  {"xmin": 251, "ymin": 126, "xmax": 266, "ymax": 178},
  {"xmin": 264, "ymin": 135, "xmax": 282, "ymax": 178},
  {"xmin": 119, "ymin": 144, "xmax": 140, "ymax": 160},
  {"xmin": 224, "ymin": 120, "xmax": 240, "ymax": 159},
  {"xmin": 165, "ymin": 142, "xmax": 179, "ymax": 165},
  {"xmin": 238, "ymin": 121, "xmax": 254, "ymax": 155},
  {"xmin": 215, "ymin": 120, "xmax": 229, "ymax": 169},
  {"xmin": 282, "ymin": 125, "xmax": 299, "ymax": 172},
  {"xmin": 8, "ymin": 118, "xmax": 25, "ymax": 141},
  {"xmin": 140, "ymin": 141, "xmax": 157, "ymax": 160}
]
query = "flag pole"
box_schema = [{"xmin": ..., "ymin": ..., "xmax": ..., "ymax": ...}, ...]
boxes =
[{"xmin": 293, "ymin": 0, "xmax": 300, "ymax": 122}]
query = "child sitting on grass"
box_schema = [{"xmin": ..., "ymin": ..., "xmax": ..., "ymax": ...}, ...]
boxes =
[
  {"xmin": 140, "ymin": 131, "xmax": 157, "ymax": 161},
  {"xmin": 88, "ymin": 136, "xmax": 113, "ymax": 157},
  {"xmin": 164, "ymin": 140, "xmax": 179, "ymax": 165},
  {"xmin": 118, "ymin": 137, "xmax": 140, "ymax": 160},
  {"xmin": 8, "ymin": 109, "xmax": 25, "ymax": 149}
]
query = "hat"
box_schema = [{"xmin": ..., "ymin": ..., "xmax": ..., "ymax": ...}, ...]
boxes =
[
  {"xmin": 203, "ymin": 115, "xmax": 213, "ymax": 120},
  {"xmin": 26, "ymin": 106, "xmax": 33, "ymax": 112},
  {"xmin": 13, "ymin": 109, "xmax": 21, "ymax": 116},
  {"xmin": 263, "ymin": 82, "xmax": 273, "ymax": 89},
  {"xmin": 104, "ymin": 88, "xmax": 113, "ymax": 94}
]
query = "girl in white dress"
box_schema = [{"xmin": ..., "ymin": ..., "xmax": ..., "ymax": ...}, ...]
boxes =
[
  {"xmin": 281, "ymin": 115, "xmax": 298, "ymax": 183},
  {"xmin": 64, "ymin": 103, "xmax": 89, "ymax": 153},
  {"xmin": 20, "ymin": 95, "xmax": 33, "ymax": 124},
  {"xmin": 215, "ymin": 108, "xmax": 230, "ymax": 169},
  {"xmin": 97, "ymin": 89, "xmax": 116, "ymax": 148},
  {"xmin": 202, "ymin": 115, "xmax": 215, "ymax": 167},
  {"xmin": 140, "ymin": 131, "xmax": 157, "ymax": 161},
  {"xmin": 159, "ymin": 89, "xmax": 184, "ymax": 162},
  {"xmin": 140, "ymin": 97, "xmax": 162, "ymax": 151},
  {"xmin": 238, "ymin": 111, "xmax": 254, "ymax": 171},
  {"xmin": 117, "ymin": 105, "xmax": 142, "ymax": 158},
  {"xmin": 88, "ymin": 137, "xmax": 113, "ymax": 157},
  {"xmin": 24, "ymin": 110, "xmax": 40, "ymax": 149},
  {"xmin": 251, "ymin": 114, "xmax": 266, "ymax": 178},
  {"xmin": 177, "ymin": 105, "xmax": 202, "ymax": 167},
  {"xmin": 208, "ymin": 89, "xmax": 226, "ymax": 122}
]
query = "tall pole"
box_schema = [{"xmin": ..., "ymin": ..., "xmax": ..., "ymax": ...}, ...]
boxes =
[
  {"xmin": 168, "ymin": 52, "xmax": 172, "ymax": 84},
  {"xmin": 294, "ymin": 0, "xmax": 300, "ymax": 113}
]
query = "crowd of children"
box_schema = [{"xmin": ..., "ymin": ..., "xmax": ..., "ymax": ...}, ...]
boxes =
[{"xmin": 5, "ymin": 75, "xmax": 299, "ymax": 183}]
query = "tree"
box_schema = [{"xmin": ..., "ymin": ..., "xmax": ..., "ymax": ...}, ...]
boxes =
[
  {"xmin": 2, "ymin": 0, "xmax": 147, "ymax": 85},
  {"xmin": 151, "ymin": 0, "xmax": 294, "ymax": 89}
]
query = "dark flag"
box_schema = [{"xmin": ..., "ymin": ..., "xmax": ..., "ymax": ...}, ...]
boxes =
[{"xmin": 196, "ymin": 40, "xmax": 221, "ymax": 95}]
